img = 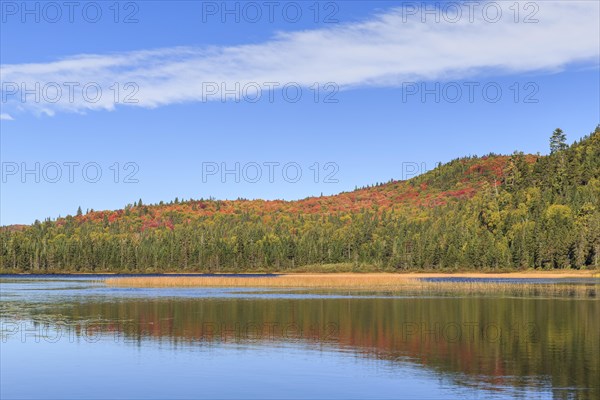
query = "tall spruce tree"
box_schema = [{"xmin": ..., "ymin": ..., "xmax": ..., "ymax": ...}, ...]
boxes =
[{"xmin": 550, "ymin": 128, "xmax": 567, "ymax": 154}]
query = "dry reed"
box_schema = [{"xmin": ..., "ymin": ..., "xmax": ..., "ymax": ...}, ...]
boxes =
[
  {"xmin": 104, "ymin": 274, "xmax": 599, "ymax": 298},
  {"xmin": 106, "ymin": 274, "xmax": 417, "ymax": 289}
]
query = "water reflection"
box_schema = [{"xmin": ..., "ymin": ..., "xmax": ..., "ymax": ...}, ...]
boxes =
[{"xmin": 1, "ymin": 277, "xmax": 598, "ymax": 399}]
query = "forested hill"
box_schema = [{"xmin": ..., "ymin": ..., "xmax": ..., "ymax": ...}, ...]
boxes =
[{"xmin": 2, "ymin": 126, "xmax": 599, "ymax": 273}]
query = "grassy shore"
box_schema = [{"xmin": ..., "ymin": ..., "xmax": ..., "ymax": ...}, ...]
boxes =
[
  {"xmin": 3, "ymin": 269, "xmax": 598, "ymax": 279},
  {"xmin": 104, "ymin": 272, "xmax": 599, "ymax": 298},
  {"xmin": 4, "ymin": 262, "xmax": 599, "ymax": 277}
]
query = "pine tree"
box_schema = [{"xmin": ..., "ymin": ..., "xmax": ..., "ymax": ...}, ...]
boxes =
[{"xmin": 550, "ymin": 128, "xmax": 567, "ymax": 154}]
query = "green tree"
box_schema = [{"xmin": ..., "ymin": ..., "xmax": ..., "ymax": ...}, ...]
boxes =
[{"xmin": 550, "ymin": 128, "xmax": 567, "ymax": 154}]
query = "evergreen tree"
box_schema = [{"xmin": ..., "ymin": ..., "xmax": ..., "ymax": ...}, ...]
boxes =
[{"xmin": 550, "ymin": 128, "xmax": 567, "ymax": 154}]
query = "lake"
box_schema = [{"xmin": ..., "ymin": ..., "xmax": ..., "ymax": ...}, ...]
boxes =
[{"xmin": 1, "ymin": 275, "xmax": 598, "ymax": 399}]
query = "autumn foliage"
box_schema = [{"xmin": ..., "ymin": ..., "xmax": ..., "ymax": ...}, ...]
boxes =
[{"xmin": 1, "ymin": 128, "xmax": 599, "ymax": 273}]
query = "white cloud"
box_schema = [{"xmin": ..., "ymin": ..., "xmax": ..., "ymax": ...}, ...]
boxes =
[
  {"xmin": 1, "ymin": 1, "xmax": 598, "ymax": 117},
  {"xmin": 0, "ymin": 113, "xmax": 14, "ymax": 120}
]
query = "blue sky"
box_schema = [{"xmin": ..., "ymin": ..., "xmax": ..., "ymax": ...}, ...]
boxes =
[{"xmin": 1, "ymin": 1, "xmax": 599, "ymax": 225}]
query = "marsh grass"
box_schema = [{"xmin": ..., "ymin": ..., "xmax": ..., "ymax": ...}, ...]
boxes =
[
  {"xmin": 104, "ymin": 274, "xmax": 599, "ymax": 298},
  {"xmin": 106, "ymin": 274, "xmax": 416, "ymax": 289}
]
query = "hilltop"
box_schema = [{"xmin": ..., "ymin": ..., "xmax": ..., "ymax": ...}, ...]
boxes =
[
  {"xmin": 2, "ymin": 126, "xmax": 599, "ymax": 273},
  {"xmin": 72, "ymin": 153, "xmax": 519, "ymax": 227}
]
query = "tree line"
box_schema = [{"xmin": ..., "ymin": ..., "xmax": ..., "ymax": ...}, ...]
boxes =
[{"xmin": 1, "ymin": 126, "xmax": 599, "ymax": 273}]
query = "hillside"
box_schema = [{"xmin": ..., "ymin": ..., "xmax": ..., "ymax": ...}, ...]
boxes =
[{"xmin": 2, "ymin": 126, "xmax": 599, "ymax": 273}]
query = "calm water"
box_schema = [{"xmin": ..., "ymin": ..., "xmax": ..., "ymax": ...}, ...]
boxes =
[{"xmin": 1, "ymin": 276, "xmax": 598, "ymax": 400}]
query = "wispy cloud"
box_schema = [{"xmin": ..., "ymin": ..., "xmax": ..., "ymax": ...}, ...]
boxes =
[
  {"xmin": 0, "ymin": 113, "xmax": 14, "ymax": 120},
  {"xmin": 1, "ymin": 1, "xmax": 598, "ymax": 118}
]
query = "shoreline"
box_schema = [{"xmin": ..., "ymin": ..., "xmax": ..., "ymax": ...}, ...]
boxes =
[{"xmin": 2, "ymin": 270, "xmax": 599, "ymax": 278}]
